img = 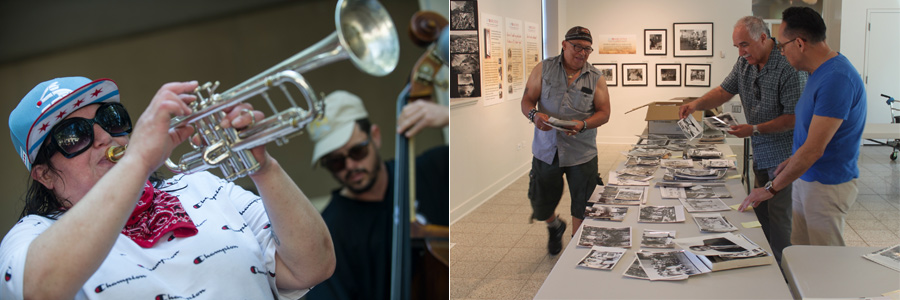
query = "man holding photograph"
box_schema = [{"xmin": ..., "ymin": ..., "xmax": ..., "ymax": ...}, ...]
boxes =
[
  {"xmin": 520, "ymin": 26, "xmax": 611, "ymax": 255},
  {"xmin": 679, "ymin": 16, "xmax": 806, "ymax": 263}
]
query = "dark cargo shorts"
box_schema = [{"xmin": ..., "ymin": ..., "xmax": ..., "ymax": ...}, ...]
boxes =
[{"xmin": 528, "ymin": 154, "xmax": 598, "ymax": 221}]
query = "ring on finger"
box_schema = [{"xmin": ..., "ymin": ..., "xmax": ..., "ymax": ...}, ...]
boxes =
[{"xmin": 240, "ymin": 108, "xmax": 256, "ymax": 127}]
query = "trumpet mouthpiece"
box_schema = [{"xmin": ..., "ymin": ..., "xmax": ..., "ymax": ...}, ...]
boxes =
[{"xmin": 106, "ymin": 145, "xmax": 127, "ymax": 163}]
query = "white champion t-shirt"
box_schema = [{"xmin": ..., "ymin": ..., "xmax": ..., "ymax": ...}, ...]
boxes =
[{"xmin": 0, "ymin": 171, "xmax": 308, "ymax": 300}]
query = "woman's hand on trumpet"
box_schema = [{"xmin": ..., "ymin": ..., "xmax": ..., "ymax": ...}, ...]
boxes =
[
  {"xmin": 215, "ymin": 103, "xmax": 273, "ymax": 175},
  {"xmin": 123, "ymin": 81, "xmax": 198, "ymax": 177}
]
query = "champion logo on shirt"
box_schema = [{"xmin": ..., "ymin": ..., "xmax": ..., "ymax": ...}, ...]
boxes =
[
  {"xmin": 192, "ymin": 186, "xmax": 223, "ymax": 209},
  {"xmin": 154, "ymin": 289, "xmax": 206, "ymax": 300},
  {"xmin": 193, "ymin": 245, "xmax": 238, "ymax": 264},
  {"xmin": 4, "ymin": 267, "xmax": 11, "ymax": 281},
  {"xmin": 161, "ymin": 174, "xmax": 188, "ymax": 189},
  {"xmin": 221, "ymin": 223, "xmax": 249, "ymax": 233},
  {"xmin": 137, "ymin": 251, "xmax": 179, "ymax": 271},
  {"xmin": 239, "ymin": 198, "xmax": 261, "ymax": 215},
  {"xmin": 94, "ymin": 275, "xmax": 147, "ymax": 293},
  {"xmin": 250, "ymin": 265, "xmax": 276, "ymax": 277},
  {"xmin": 263, "ymin": 223, "xmax": 271, "ymax": 229}
]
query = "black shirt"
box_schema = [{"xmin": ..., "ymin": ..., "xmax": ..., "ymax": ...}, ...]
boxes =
[{"xmin": 306, "ymin": 146, "xmax": 448, "ymax": 300}]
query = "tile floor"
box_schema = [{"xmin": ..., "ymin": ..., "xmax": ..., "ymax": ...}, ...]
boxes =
[{"xmin": 449, "ymin": 144, "xmax": 900, "ymax": 299}]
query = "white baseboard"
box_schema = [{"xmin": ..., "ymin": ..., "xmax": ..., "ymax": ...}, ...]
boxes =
[{"xmin": 450, "ymin": 161, "xmax": 531, "ymax": 225}]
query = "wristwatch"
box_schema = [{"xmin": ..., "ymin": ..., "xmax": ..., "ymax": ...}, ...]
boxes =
[
  {"xmin": 752, "ymin": 125, "xmax": 761, "ymax": 136},
  {"xmin": 764, "ymin": 180, "xmax": 779, "ymax": 196}
]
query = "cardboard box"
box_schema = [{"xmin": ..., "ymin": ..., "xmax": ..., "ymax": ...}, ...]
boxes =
[
  {"xmin": 645, "ymin": 101, "xmax": 702, "ymax": 135},
  {"xmin": 671, "ymin": 97, "xmax": 720, "ymax": 116}
]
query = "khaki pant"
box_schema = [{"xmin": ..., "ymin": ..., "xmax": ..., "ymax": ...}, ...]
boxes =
[{"xmin": 791, "ymin": 178, "xmax": 858, "ymax": 246}]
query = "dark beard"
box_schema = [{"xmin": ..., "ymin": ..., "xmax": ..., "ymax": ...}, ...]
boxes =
[{"xmin": 343, "ymin": 153, "xmax": 382, "ymax": 195}]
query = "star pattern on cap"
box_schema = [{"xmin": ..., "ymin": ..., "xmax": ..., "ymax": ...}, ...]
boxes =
[
  {"xmin": 39, "ymin": 123, "xmax": 49, "ymax": 132},
  {"xmin": 73, "ymin": 98, "xmax": 84, "ymax": 107},
  {"xmin": 91, "ymin": 88, "xmax": 102, "ymax": 97},
  {"xmin": 56, "ymin": 110, "xmax": 67, "ymax": 120}
]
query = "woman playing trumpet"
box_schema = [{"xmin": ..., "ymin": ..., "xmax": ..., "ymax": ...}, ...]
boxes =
[{"xmin": 0, "ymin": 77, "xmax": 334, "ymax": 299}]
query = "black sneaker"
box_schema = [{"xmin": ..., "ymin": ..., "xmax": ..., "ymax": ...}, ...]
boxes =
[{"xmin": 547, "ymin": 220, "xmax": 566, "ymax": 255}]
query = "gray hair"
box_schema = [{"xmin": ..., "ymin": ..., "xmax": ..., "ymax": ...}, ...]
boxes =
[{"xmin": 735, "ymin": 16, "xmax": 770, "ymax": 41}]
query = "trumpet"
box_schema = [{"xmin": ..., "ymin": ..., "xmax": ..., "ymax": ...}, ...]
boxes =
[{"xmin": 157, "ymin": 0, "xmax": 398, "ymax": 181}]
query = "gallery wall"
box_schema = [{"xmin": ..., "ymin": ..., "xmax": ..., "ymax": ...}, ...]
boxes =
[
  {"xmin": 556, "ymin": 0, "xmax": 752, "ymax": 144},
  {"xmin": 449, "ymin": 0, "xmax": 543, "ymax": 223},
  {"xmin": 839, "ymin": 0, "xmax": 900, "ymax": 125},
  {"xmin": 450, "ymin": 0, "xmax": 752, "ymax": 224}
]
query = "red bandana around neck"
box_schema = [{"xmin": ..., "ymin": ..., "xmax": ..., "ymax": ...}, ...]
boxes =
[{"xmin": 121, "ymin": 181, "xmax": 198, "ymax": 248}]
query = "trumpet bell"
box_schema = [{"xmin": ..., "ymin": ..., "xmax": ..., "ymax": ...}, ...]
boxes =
[{"xmin": 337, "ymin": 0, "xmax": 399, "ymax": 77}]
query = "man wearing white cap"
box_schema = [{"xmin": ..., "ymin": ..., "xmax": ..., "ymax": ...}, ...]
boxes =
[{"xmin": 305, "ymin": 90, "xmax": 448, "ymax": 300}]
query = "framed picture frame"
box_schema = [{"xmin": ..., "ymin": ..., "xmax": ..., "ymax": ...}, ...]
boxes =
[
  {"xmin": 673, "ymin": 22, "xmax": 713, "ymax": 57},
  {"xmin": 644, "ymin": 29, "xmax": 667, "ymax": 56},
  {"xmin": 593, "ymin": 63, "xmax": 617, "ymax": 86},
  {"xmin": 655, "ymin": 64, "xmax": 681, "ymax": 86},
  {"xmin": 684, "ymin": 64, "xmax": 711, "ymax": 87},
  {"xmin": 622, "ymin": 63, "xmax": 648, "ymax": 86}
]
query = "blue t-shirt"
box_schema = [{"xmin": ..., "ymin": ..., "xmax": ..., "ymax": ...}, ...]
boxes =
[{"xmin": 793, "ymin": 53, "xmax": 866, "ymax": 184}]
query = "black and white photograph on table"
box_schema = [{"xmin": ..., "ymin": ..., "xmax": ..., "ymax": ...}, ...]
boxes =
[
  {"xmin": 679, "ymin": 198, "xmax": 731, "ymax": 212},
  {"xmin": 638, "ymin": 205, "xmax": 686, "ymax": 223},
  {"xmin": 578, "ymin": 225, "xmax": 632, "ymax": 248},
  {"xmin": 577, "ymin": 246, "xmax": 627, "ymax": 270},
  {"xmin": 450, "ymin": 1, "xmax": 478, "ymax": 30},
  {"xmin": 641, "ymin": 229, "xmax": 677, "ymax": 248},
  {"xmin": 635, "ymin": 250, "xmax": 709, "ymax": 281},
  {"xmin": 685, "ymin": 63, "xmax": 711, "ymax": 87},
  {"xmin": 674, "ymin": 233, "xmax": 761, "ymax": 257},
  {"xmin": 692, "ymin": 213, "xmax": 739, "ymax": 232},
  {"xmin": 585, "ymin": 205, "xmax": 628, "ymax": 221},
  {"xmin": 660, "ymin": 159, "xmax": 693, "ymax": 168},
  {"xmin": 644, "ymin": 29, "xmax": 667, "ymax": 55},
  {"xmin": 622, "ymin": 257, "xmax": 650, "ymax": 280},
  {"xmin": 593, "ymin": 63, "xmax": 617, "ymax": 86},
  {"xmin": 685, "ymin": 184, "xmax": 732, "ymax": 198},
  {"xmin": 655, "ymin": 63, "xmax": 681, "ymax": 86},
  {"xmin": 673, "ymin": 22, "xmax": 713, "ymax": 57},
  {"xmin": 862, "ymin": 243, "xmax": 900, "ymax": 272},
  {"xmin": 622, "ymin": 63, "xmax": 648, "ymax": 86},
  {"xmin": 589, "ymin": 185, "xmax": 646, "ymax": 205}
]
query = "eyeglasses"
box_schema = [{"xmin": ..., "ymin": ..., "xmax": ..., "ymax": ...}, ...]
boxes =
[
  {"xmin": 567, "ymin": 41, "xmax": 593, "ymax": 54},
  {"xmin": 320, "ymin": 139, "xmax": 371, "ymax": 172},
  {"xmin": 776, "ymin": 38, "xmax": 799, "ymax": 51},
  {"xmin": 49, "ymin": 102, "xmax": 132, "ymax": 158}
]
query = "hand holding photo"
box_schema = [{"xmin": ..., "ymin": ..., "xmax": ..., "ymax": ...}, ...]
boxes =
[
  {"xmin": 704, "ymin": 112, "xmax": 739, "ymax": 131},
  {"xmin": 677, "ymin": 115, "xmax": 703, "ymax": 140}
]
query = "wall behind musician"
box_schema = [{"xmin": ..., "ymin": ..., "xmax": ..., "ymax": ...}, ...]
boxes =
[{"xmin": 0, "ymin": 0, "xmax": 443, "ymax": 240}]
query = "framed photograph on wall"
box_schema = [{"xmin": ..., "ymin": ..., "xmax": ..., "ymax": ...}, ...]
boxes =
[
  {"xmin": 644, "ymin": 29, "xmax": 667, "ymax": 56},
  {"xmin": 685, "ymin": 64, "xmax": 711, "ymax": 87},
  {"xmin": 673, "ymin": 22, "xmax": 713, "ymax": 57},
  {"xmin": 622, "ymin": 63, "xmax": 648, "ymax": 86},
  {"xmin": 655, "ymin": 64, "xmax": 681, "ymax": 86},
  {"xmin": 593, "ymin": 63, "xmax": 617, "ymax": 86}
]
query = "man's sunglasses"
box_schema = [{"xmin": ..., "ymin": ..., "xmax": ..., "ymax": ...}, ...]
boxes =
[
  {"xmin": 320, "ymin": 139, "xmax": 370, "ymax": 172},
  {"xmin": 49, "ymin": 102, "xmax": 133, "ymax": 158}
]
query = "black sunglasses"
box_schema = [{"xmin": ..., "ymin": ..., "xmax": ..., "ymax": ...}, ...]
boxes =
[
  {"xmin": 49, "ymin": 102, "xmax": 133, "ymax": 158},
  {"xmin": 320, "ymin": 139, "xmax": 371, "ymax": 172}
]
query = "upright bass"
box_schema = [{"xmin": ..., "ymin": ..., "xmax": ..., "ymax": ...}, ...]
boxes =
[{"xmin": 389, "ymin": 11, "xmax": 449, "ymax": 300}]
